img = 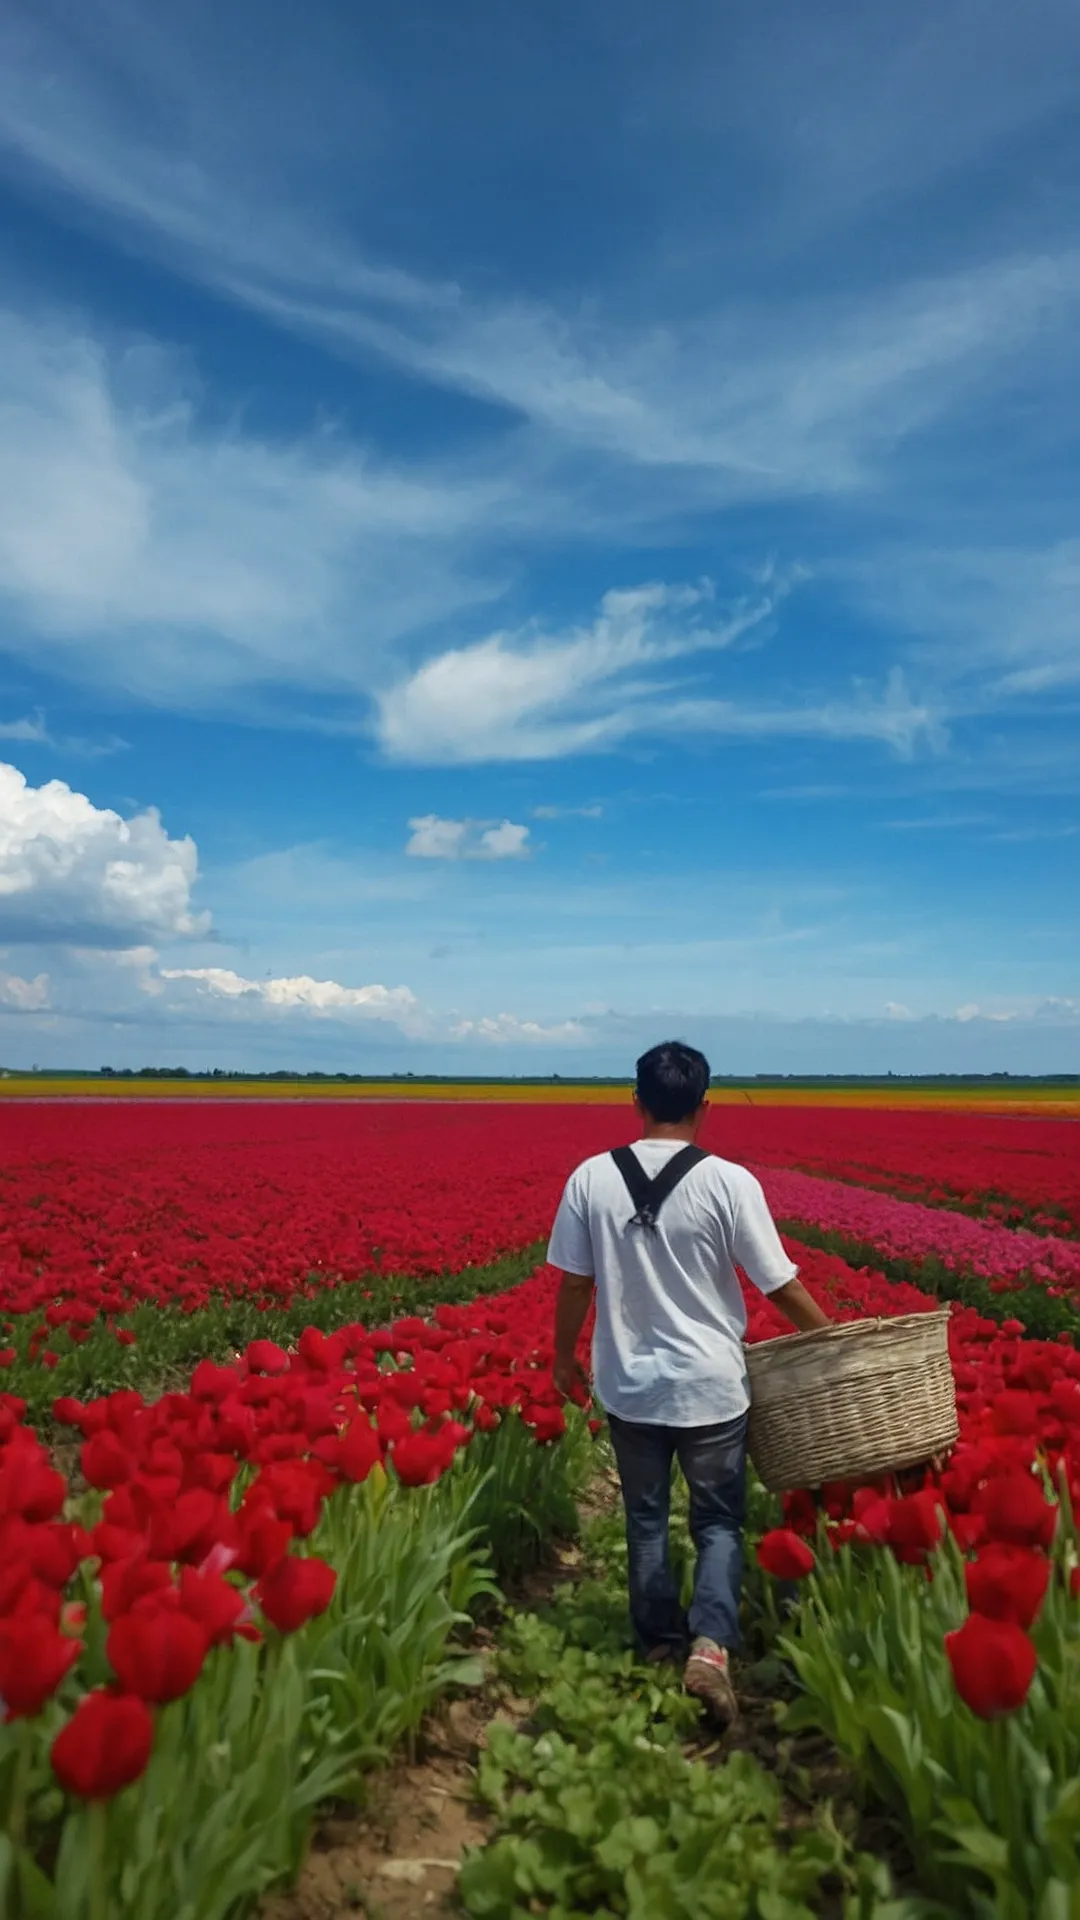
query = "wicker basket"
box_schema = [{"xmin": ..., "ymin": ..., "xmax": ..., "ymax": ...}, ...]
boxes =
[{"xmin": 745, "ymin": 1308, "xmax": 958, "ymax": 1493}]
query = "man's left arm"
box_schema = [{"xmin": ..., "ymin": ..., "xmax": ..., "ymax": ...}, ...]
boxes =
[{"xmin": 553, "ymin": 1271, "xmax": 594, "ymax": 1398}]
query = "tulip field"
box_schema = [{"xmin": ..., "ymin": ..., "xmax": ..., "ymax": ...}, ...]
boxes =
[{"xmin": 0, "ymin": 1096, "xmax": 1079, "ymax": 1917}]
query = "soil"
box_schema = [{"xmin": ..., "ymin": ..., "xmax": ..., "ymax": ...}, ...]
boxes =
[
  {"xmin": 260, "ymin": 1593, "xmax": 561, "ymax": 1920},
  {"xmin": 260, "ymin": 1696, "xmax": 492, "ymax": 1920}
]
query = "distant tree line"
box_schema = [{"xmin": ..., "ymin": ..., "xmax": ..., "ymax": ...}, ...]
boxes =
[{"xmin": 76, "ymin": 1066, "xmax": 1080, "ymax": 1086}]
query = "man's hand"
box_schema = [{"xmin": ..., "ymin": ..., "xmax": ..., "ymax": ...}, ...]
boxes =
[
  {"xmin": 552, "ymin": 1270, "xmax": 594, "ymax": 1400},
  {"xmin": 553, "ymin": 1354, "xmax": 589, "ymax": 1400}
]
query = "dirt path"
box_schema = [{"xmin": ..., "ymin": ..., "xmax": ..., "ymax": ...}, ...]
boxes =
[
  {"xmin": 261, "ymin": 1569, "xmax": 571, "ymax": 1920},
  {"xmin": 263, "ymin": 1474, "xmax": 915, "ymax": 1920},
  {"xmin": 261, "ymin": 1699, "xmax": 491, "ymax": 1920}
]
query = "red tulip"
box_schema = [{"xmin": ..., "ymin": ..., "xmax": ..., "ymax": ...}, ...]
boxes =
[
  {"xmin": 91, "ymin": 1521, "xmax": 146, "ymax": 1565},
  {"xmin": 0, "ymin": 1442, "xmax": 66, "ymax": 1522},
  {"xmin": 945, "ymin": 1612, "xmax": 1037, "ymax": 1718},
  {"xmin": 0, "ymin": 1614, "xmax": 82, "ymax": 1719},
  {"xmin": 245, "ymin": 1340, "xmax": 290, "ymax": 1376},
  {"xmin": 51, "ymin": 1689, "xmax": 154, "ymax": 1799},
  {"xmin": 782, "ymin": 1489, "xmax": 819, "ymax": 1537},
  {"xmin": 756, "ymin": 1529, "xmax": 816, "ymax": 1580},
  {"xmin": 101, "ymin": 1557, "xmax": 174, "ymax": 1623},
  {"xmin": 853, "ymin": 1496, "xmax": 892, "ymax": 1545},
  {"xmin": 390, "ymin": 1430, "xmax": 456, "ymax": 1487},
  {"xmin": 256, "ymin": 1554, "xmax": 336, "ymax": 1633},
  {"xmin": 965, "ymin": 1545, "xmax": 1051, "ymax": 1629},
  {"xmin": 178, "ymin": 1567, "xmax": 252, "ymax": 1647},
  {"xmin": 525, "ymin": 1404, "xmax": 566, "ymax": 1444},
  {"xmin": 337, "ymin": 1416, "xmax": 382, "ymax": 1484},
  {"xmin": 107, "ymin": 1609, "xmax": 209, "ymax": 1704},
  {"xmin": 297, "ymin": 1326, "xmax": 345, "ymax": 1373},
  {"xmin": 81, "ymin": 1430, "xmax": 134, "ymax": 1490},
  {"xmin": 28, "ymin": 1522, "xmax": 91, "ymax": 1589},
  {"xmin": 949, "ymin": 1512, "xmax": 987, "ymax": 1553},
  {"xmin": 190, "ymin": 1360, "xmax": 237, "ymax": 1402},
  {"xmin": 975, "ymin": 1475, "xmax": 1058, "ymax": 1550},
  {"xmin": 990, "ymin": 1391, "xmax": 1043, "ymax": 1437},
  {"xmin": 147, "ymin": 1488, "xmax": 225, "ymax": 1564},
  {"xmin": 232, "ymin": 1509, "xmax": 292, "ymax": 1579},
  {"xmin": 886, "ymin": 1490, "xmax": 945, "ymax": 1563},
  {"xmin": 52, "ymin": 1397, "xmax": 87, "ymax": 1428}
]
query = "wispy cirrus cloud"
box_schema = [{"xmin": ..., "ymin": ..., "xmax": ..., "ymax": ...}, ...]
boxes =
[
  {"xmin": 378, "ymin": 582, "xmax": 768, "ymax": 762},
  {"xmin": 532, "ymin": 804, "xmax": 604, "ymax": 820},
  {"xmin": 0, "ymin": 308, "xmax": 508, "ymax": 708},
  {"xmin": 0, "ymin": 0, "xmax": 1076, "ymax": 766},
  {"xmin": 1, "ymin": 3, "xmax": 1077, "ymax": 510},
  {"xmin": 377, "ymin": 587, "xmax": 940, "ymax": 763}
]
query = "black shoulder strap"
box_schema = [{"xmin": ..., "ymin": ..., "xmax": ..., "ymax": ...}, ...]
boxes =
[{"xmin": 610, "ymin": 1144, "xmax": 709, "ymax": 1231}]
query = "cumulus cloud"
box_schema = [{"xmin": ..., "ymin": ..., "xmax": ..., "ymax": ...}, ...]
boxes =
[
  {"xmin": 404, "ymin": 816, "xmax": 468, "ymax": 860},
  {"xmin": 0, "ymin": 969, "xmax": 49, "ymax": 1010},
  {"xmin": 449, "ymin": 1012, "xmax": 586, "ymax": 1044},
  {"xmin": 160, "ymin": 966, "xmax": 421, "ymax": 1026},
  {"xmin": 477, "ymin": 820, "xmax": 530, "ymax": 859},
  {"xmin": 404, "ymin": 815, "xmax": 531, "ymax": 859},
  {"xmin": 0, "ymin": 761, "xmax": 208, "ymax": 945}
]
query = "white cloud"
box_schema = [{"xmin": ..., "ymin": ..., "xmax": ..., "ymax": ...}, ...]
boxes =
[
  {"xmin": 953, "ymin": 996, "xmax": 1080, "ymax": 1026},
  {"xmin": 156, "ymin": 964, "xmax": 584, "ymax": 1045},
  {"xmin": 884, "ymin": 1001, "xmax": 914, "ymax": 1020},
  {"xmin": 0, "ymin": 970, "xmax": 49, "ymax": 1010},
  {"xmin": 380, "ymin": 591, "xmax": 938, "ymax": 765},
  {"xmin": 405, "ymin": 815, "xmax": 531, "ymax": 860},
  {"xmin": 404, "ymin": 816, "xmax": 468, "ymax": 860},
  {"xmin": 0, "ymin": 761, "xmax": 208, "ymax": 945},
  {"xmin": 0, "ymin": 713, "xmax": 49, "ymax": 744},
  {"xmin": 0, "ymin": 308, "xmax": 505, "ymax": 706},
  {"xmin": 160, "ymin": 966, "xmax": 421, "ymax": 1025},
  {"xmin": 477, "ymin": 820, "xmax": 530, "ymax": 859},
  {"xmin": 657, "ymin": 668, "xmax": 942, "ymax": 759},
  {"xmin": 842, "ymin": 539, "xmax": 1080, "ymax": 703},
  {"xmin": 0, "ymin": 0, "xmax": 1074, "ymax": 788},
  {"xmin": 1, "ymin": 19, "xmax": 1073, "ymax": 502},
  {"xmin": 532, "ymin": 804, "xmax": 604, "ymax": 820},
  {"xmin": 449, "ymin": 1012, "xmax": 586, "ymax": 1044},
  {"xmin": 379, "ymin": 582, "xmax": 783, "ymax": 764}
]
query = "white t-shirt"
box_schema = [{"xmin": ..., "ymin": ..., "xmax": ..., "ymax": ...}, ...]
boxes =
[{"xmin": 547, "ymin": 1139, "xmax": 798, "ymax": 1427}]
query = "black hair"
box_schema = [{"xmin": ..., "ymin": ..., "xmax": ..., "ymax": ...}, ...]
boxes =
[{"xmin": 634, "ymin": 1040, "xmax": 711, "ymax": 1122}]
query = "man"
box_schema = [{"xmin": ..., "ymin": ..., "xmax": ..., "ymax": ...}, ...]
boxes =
[{"xmin": 548, "ymin": 1039, "xmax": 830, "ymax": 1728}]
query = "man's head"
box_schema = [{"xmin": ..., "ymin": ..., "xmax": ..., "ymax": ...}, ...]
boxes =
[{"xmin": 634, "ymin": 1040, "xmax": 711, "ymax": 1126}]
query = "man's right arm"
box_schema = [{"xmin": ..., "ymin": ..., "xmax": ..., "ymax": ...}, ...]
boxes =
[
  {"xmin": 731, "ymin": 1170, "xmax": 832, "ymax": 1331},
  {"xmin": 769, "ymin": 1277, "xmax": 831, "ymax": 1334}
]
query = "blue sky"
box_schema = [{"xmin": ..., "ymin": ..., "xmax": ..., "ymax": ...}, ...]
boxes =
[{"xmin": 0, "ymin": 0, "xmax": 1077, "ymax": 1074}]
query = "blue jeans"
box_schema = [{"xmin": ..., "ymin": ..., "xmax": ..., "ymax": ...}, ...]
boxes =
[{"xmin": 607, "ymin": 1409, "xmax": 748, "ymax": 1653}]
